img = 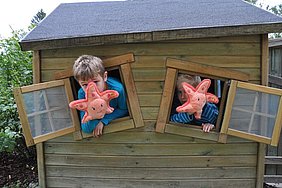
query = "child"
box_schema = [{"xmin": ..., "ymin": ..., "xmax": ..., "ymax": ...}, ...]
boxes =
[
  {"xmin": 73, "ymin": 55, "xmax": 129, "ymax": 137},
  {"xmin": 170, "ymin": 74, "xmax": 219, "ymax": 132}
]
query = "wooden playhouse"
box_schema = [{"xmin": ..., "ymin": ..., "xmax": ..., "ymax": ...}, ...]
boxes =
[{"xmin": 15, "ymin": 0, "xmax": 282, "ymax": 187}]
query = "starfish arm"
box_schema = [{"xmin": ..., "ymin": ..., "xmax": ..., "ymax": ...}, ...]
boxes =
[
  {"xmin": 100, "ymin": 90, "xmax": 119, "ymax": 101},
  {"xmin": 206, "ymin": 93, "xmax": 219, "ymax": 104},
  {"xmin": 176, "ymin": 103, "xmax": 195, "ymax": 114},
  {"xmin": 196, "ymin": 79, "xmax": 211, "ymax": 94},
  {"xmin": 100, "ymin": 90, "xmax": 119, "ymax": 113},
  {"xmin": 194, "ymin": 110, "xmax": 202, "ymax": 120},
  {"xmin": 81, "ymin": 112, "xmax": 92, "ymax": 123},
  {"xmin": 106, "ymin": 107, "xmax": 114, "ymax": 114},
  {"xmin": 99, "ymin": 81, "xmax": 129, "ymax": 126},
  {"xmin": 86, "ymin": 82, "xmax": 100, "ymax": 100},
  {"xmin": 69, "ymin": 100, "xmax": 88, "ymax": 111},
  {"xmin": 182, "ymin": 82, "xmax": 196, "ymax": 99}
]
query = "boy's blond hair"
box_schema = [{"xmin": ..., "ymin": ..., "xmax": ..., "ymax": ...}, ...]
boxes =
[
  {"xmin": 177, "ymin": 74, "xmax": 201, "ymax": 88},
  {"xmin": 73, "ymin": 55, "xmax": 105, "ymax": 81}
]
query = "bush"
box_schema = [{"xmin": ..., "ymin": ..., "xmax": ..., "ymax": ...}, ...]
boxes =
[
  {"xmin": 0, "ymin": 128, "xmax": 19, "ymax": 153},
  {"xmin": 0, "ymin": 29, "xmax": 33, "ymax": 152}
]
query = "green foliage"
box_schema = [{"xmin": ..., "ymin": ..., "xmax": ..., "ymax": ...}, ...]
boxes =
[
  {"xmin": 0, "ymin": 128, "xmax": 19, "ymax": 152},
  {"xmin": 0, "ymin": 9, "xmax": 46, "ymax": 153},
  {"xmin": 244, "ymin": 0, "xmax": 258, "ymax": 5},
  {"xmin": 30, "ymin": 9, "xmax": 46, "ymax": 29},
  {"xmin": 0, "ymin": 29, "xmax": 33, "ymax": 152},
  {"xmin": 268, "ymin": 4, "xmax": 282, "ymax": 38},
  {"xmin": 269, "ymin": 4, "xmax": 282, "ymax": 15}
]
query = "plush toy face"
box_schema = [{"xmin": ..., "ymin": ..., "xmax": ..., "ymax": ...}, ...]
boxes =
[
  {"xmin": 88, "ymin": 99, "xmax": 108, "ymax": 119},
  {"xmin": 176, "ymin": 79, "xmax": 218, "ymax": 119},
  {"xmin": 69, "ymin": 82, "xmax": 119, "ymax": 123}
]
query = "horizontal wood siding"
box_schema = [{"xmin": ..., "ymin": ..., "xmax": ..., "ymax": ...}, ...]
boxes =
[
  {"xmin": 41, "ymin": 35, "xmax": 261, "ymax": 187},
  {"xmin": 45, "ymin": 133, "xmax": 257, "ymax": 188}
]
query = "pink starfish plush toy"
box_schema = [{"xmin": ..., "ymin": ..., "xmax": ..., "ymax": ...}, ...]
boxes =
[
  {"xmin": 69, "ymin": 82, "xmax": 119, "ymax": 123},
  {"xmin": 176, "ymin": 79, "xmax": 219, "ymax": 119}
]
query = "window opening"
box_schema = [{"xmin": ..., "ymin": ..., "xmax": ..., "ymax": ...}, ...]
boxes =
[
  {"xmin": 169, "ymin": 73, "xmax": 225, "ymax": 132},
  {"xmin": 54, "ymin": 53, "xmax": 144, "ymax": 139},
  {"xmin": 15, "ymin": 53, "xmax": 144, "ymax": 146},
  {"xmin": 156, "ymin": 58, "xmax": 250, "ymax": 142}
]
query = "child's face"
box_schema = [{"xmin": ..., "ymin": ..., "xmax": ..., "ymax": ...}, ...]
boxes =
[
  {"xmin": 177, "ymin": 83, "xmax": 188, "ymax": 104},
  {"xmin": 79, "ymin": 72, "xmax": 108, "ymax": 92}
]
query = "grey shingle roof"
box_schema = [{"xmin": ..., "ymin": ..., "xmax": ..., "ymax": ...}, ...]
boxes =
[{"xmin": 20, "ymin": 0, "xmax": 282, "ymax": 49}]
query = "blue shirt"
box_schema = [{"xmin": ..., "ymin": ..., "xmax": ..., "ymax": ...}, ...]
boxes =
[
  {"xmin": 78, "ymin": 77, "xmax": 129, "ymax": 133},
  {"xmin": 170, "ymin": 103, "xmax": 219, "ymax": 126}
]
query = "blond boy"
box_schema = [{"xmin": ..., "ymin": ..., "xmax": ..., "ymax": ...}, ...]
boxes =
[{"xmin": 73, "ymin": 55, "xmax": 128, "ymax": 137}]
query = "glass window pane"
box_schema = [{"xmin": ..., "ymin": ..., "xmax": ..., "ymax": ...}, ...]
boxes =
[
  {"xmin": 229, "ymin": 88, "xmax": 279, "ymax": 138},
  {"xmin": 29, "ymin": 114, "xmax": 52, "ymax": 137},
  {"xmin": 22, "ymin": 86, "xmax": 73, "ymax": 138},
  {"xmin": 51, "ymin": 108, "xmax": 72, "ymax": 131},
  {"xmin": 23, "ymin": 91, "xmax": 46, "ymax": 114},
  {"xmin": 45, "ymin": 87, "xmax": 68, "ymax": 109}
]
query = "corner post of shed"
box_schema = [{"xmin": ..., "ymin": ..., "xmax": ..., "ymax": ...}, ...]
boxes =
[{"xmin": 33, "ymin": 50, "xmax": 46, "ymax": 188}]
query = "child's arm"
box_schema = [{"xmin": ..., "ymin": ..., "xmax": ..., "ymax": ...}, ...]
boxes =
[
  {"xmin": 100, "ymin": 84, "xmax": 128, "ymax": 126},
  {"xmin": 170, "ymin": 112, "xmax": 194, "ymax": 124},
  {"xmin": 93, "ymin": 92, "xmax": 128, "ymax": 137},
  {"xmin": 199, "ymin": 103, "xmax": 219, "ymax": 125},
  {"xmin": 199, "ymin": 103, "xmax": 219, "ymax": 132}
]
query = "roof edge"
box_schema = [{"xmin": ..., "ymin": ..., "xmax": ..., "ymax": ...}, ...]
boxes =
[{"xmin": 20, "ymin": 23, "xmax": 282, "ymax": 51}]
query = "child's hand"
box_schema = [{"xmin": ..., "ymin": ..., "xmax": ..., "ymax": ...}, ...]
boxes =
[
  {"xmin": 202, "ymin": 123, "xmax": 214, "ymax": 133},
  {"xmin": 93, "ymin": 122, "xmax": 104, "ymax": 137}
]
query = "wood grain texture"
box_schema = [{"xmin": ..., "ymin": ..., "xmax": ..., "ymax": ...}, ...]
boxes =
[{"xmin": 37, "ymin": 35, "xmax": 263, "ymax": 187}]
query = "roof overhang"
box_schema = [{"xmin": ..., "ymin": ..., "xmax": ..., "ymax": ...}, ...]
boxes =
[{"xmin": 20, "ymin": 22, "xmax": 282, "ymax": 51}]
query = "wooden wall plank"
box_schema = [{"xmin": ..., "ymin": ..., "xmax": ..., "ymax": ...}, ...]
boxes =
[
  {"xmin": 45, "ymin": 154, "xmax": 257, "ymax": 167},
  {"xmin": 41, "ymin": 56, "xmax": 260, "ymax": 70},
  {"xmin": 47, "ymin": 132, "xmax": 252, "ymax": 144},
  {"xmin": 138, "ymin": 94, "xmax": 162, "ymax": 107},
  {"xmin": 135, "ymin": 81, "xmax": 163, "ymax": 94},
  {"xmin": 141, "ymin": 107, "xmax": 159, "ymax": 120},
  {"xmin": 44, "ymin": 142, "xmax": 258, "ymax": 155},
  {"xmin": 46, "ymin": 177, "xmax": 256, "ymax": 188},
  {"xmin": 42, "ymin": 68, "xmax": 261, "ymax": 82},
  {"xmin": 46, "ymin": 166, "xmax": 256, "ymax": 179},
  {"xmin": 41, "ymin": 43, "xmax": 260, "ymax": 58}
]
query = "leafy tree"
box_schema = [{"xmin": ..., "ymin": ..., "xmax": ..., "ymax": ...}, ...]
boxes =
[
  {"xmin": 244, "ymin": 0, "xmax": 258, "ymax": 4},
  {"xmin": 269, "ymin": 4, "xmax": 282, "ymax": 15},
  {"xmin": 0, "ymin": 28, "xmax": 32, "ymax": 152},
  {"xmin": 268, "ymin": 4, "xmax": 282, "ymax": 38},
  {"xmin": 0, "ymin": 9, "xmax": 46, "ymax": 152},
  {"xmin": 31, "ymin": 9, "xmax": 46, "ymax": 27}
]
